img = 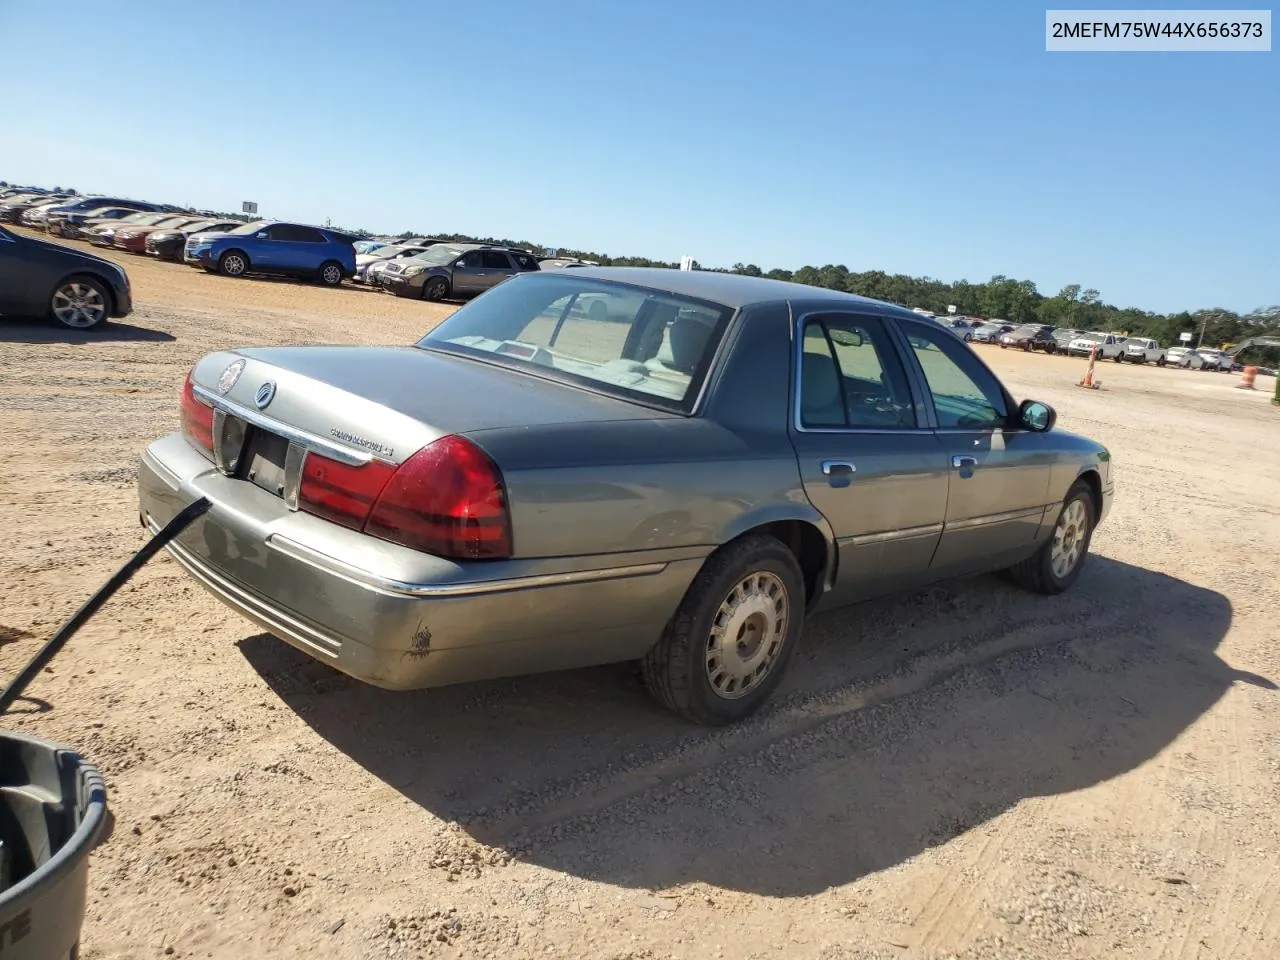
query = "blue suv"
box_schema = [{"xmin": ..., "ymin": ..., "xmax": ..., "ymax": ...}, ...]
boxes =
[{"xmin": 184, "ymin": 220, "xmax": 357, "ymax": 286}]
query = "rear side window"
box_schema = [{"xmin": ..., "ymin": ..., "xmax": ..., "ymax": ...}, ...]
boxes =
[
  {"xmin": 513, "ymin": 253, "xmax": 539, "ymax": 271},
  {"xmin": 798, "ymin": 316, "xmax": 916, "ymax": 429},
  {"xmin": 268, "ymin": 225, "xmax": 325, "ymax": 243},
  {"xmin": 480, "ymin": 251, "xmax": 512, "ymax": 269}
]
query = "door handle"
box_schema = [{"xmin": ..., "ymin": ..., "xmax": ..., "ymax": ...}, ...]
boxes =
[{"xmin": 821, "ymin": 460, "xmax": 856, "ymax": 487}]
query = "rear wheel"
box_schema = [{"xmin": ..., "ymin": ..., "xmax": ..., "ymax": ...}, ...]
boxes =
[
  {"xmin": 1005, "ymin": 479, "xmax": 1095, "ymax": 595},
  {"xmin": 49, "ymin": 276, "xmax": 110, "ymax": 330},
  {"xmin": 218, "ymin": 250, "xmax": 248, "ymax": 278},
  {"xmin": 1156, "ymin": 356, "xmax": 1166, "ymax": 367},
  {"xmin": 642, "ymin": 534, "xmax": 804, "ymax": 725},
  {"xmin": 423, "ymin": 276, "xmax": 449, "ymax": 301},
  {"xmin": 318, "ymin": 260, "xmax": 344, "ymax": 287}
]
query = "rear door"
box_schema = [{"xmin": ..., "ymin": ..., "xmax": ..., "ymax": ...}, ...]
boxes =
[
  {"xmin": 279, "ymin": 225, "xmax": 328, "ymax": 272},
  {"xmin": 478, "ymin": 250, "xmax": 515, "ymax": 290},
  {"xmin": 894, "ymin": 317, "xmax": 1053, "ymax": 576},
  {"xmin": 788, "ymin": 311, "xmax": 950, "ymax": 605}
]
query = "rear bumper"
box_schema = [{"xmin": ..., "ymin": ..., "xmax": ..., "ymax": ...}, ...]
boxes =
[{"xmin": 137, "ymin": 434, "xmax": 699, "ymax": 690}]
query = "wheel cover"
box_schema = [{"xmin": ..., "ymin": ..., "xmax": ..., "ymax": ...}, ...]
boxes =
[
  {"xmin": 224, "ymin": 255, "xmax": 245, "ymax": 275},
  {"xmin": 51, "ymin": 282, "xmax": 106, "ymax": 328},
  {"xmin": 1050, "ymin": 498, "xmax": 1089, "ymax": 579},
  {"xmin": 427, "ymin": 278, "xmax": 445, "ymax": 298},
  {"xmin": 704, "ymin": 571, "xmax": 789, "ymax": 700},
  {"xmin": 323, "ymin": 264, "xmax": 341, "ymax": 284}
]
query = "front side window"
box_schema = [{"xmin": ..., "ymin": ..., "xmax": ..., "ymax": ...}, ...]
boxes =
[
  {"xmin": 418, "ymin": 273, "xmax": 734, "ymax": 412},
  {"xmin": 902, "ymin": 320, "xmax": 1009, "ymax": 429},
  {"xmin": 798, "ymin": 315, "xmax": 916, "ymax": 429}
]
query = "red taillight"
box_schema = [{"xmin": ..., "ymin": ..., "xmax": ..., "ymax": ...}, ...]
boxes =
[
  {"xmin": 180, "ymin": 371, "xmax": 214, "ymax": 456},
  {"xmin": 298, "ymin": 453, "xmax": 396, "ymax": 531},
  {"xmin": 364, "ymin": 435, "xmax": 512, "ymax": 560}
]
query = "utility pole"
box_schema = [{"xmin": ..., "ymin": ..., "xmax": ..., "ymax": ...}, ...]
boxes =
[{"xmin": 1197, "ymin": 312, "xmax": 1208, "ymax": 348}]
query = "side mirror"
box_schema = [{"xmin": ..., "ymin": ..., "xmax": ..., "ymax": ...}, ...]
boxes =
[{"xmin": 1019, "ymin": 399, "xmax": 1056, "ymax": 432}]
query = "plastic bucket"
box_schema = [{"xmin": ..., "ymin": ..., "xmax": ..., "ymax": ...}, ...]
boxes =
[{"xmin": 0, "ymin": 731, "xmax": 107, "ymax": 960}]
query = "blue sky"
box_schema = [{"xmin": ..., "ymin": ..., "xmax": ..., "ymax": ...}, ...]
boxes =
[{"xmin": 2, "ymin": 1, "xmax": 1274, "ymax": 314}]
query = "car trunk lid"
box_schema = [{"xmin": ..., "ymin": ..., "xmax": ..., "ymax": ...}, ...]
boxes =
[{"xmin": 191, "ymin": 344, "xmax": 669, "ymax": 471}]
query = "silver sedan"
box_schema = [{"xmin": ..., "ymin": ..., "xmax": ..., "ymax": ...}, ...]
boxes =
[{"xmin": 138, "ymin": 270, "xmax": 1114, "ymax": 724}]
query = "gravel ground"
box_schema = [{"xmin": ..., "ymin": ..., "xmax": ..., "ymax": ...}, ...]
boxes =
[{"xmin": 2, "ymin": 232, "xmax": 1278, "ymax": 960}]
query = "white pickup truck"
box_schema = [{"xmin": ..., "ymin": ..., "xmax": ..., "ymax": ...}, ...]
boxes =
[
  {"xmin": 1068, "ymin": 332, "xmax": 1126, "ymax": 360},
  {"xmin": 1121, "ymin": 337, "xmax": 1167, "ymax": 365}
]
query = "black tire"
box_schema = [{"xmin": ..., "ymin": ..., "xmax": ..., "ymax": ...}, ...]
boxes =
[
  {"xmin": 1113, "ymin": 353, "xmax": 1123, "ymax": 362},
  {"xmin": 218, "ymin": 250, "xmax": 249, "ymax": 278},
  {"xmin": 422, "ymin": 276, "xmax": 449, "ymax": 301},
  {"xmin": 641, "ymin": 534, "xmax": 805, "ymax": 725},
  {"xmin": 1156, "ymin": 357, "xmax": 1166, "ymax": 367},
  {"xmin": 318, "ymin": 260, "xmax": 344, "ymax": 287},
  {"xmin": 49, "ymin": 274, "xmax": 111, "ymax": 330},
  {"xmin": 1005, "ymin": 479, "xmax": 1096, "ymax": 595}
]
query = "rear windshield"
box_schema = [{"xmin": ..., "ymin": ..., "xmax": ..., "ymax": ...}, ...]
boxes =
[{"xmin": 417, "ymin": 273, "xmax": 735, "ymax": 412}]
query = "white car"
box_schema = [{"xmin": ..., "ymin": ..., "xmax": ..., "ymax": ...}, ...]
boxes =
[
  {"xmin": 353, "ymin": 244, "xmax": 431, "ymax": 283},
  {"xmin": 1121, "ymin": 338, "xmax": 1167, "ymax": 365},
  {"xmin": 1195, "ymin": 348, "xmax": 1233, "ymax": 371},
  {"xmin": 1167, "ymin": 347, "xmax": 1227, "ymax": 370}
]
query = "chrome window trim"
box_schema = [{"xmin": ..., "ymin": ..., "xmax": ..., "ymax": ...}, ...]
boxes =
[{"xmin": 192, "ymin": 383, "xmax": 376, "ymax": 466}]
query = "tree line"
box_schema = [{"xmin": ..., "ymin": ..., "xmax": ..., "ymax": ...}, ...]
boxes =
[{"xmin": 387, "ymin": 227, "xmax": 1278, "ymax": 360}]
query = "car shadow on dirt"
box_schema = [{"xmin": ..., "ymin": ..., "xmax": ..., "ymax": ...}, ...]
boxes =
[
  {"xmin": 238, "ymin": 556, "xmax": 1269, "ymax": 897},
  {"xmin": 0, "ymin": 316, "xmax": 175, "ymax": 345}
]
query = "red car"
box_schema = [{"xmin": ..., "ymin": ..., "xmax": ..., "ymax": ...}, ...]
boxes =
[{"xmin": 112, "ymin": 215, "xmax": 205, "ymax": 253}]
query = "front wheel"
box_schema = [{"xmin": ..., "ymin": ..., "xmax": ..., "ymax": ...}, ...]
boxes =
[
  {"xmin": 50, "ymin": 276, "xmax": 110, "ymax": 330},
  {"xmin": 641, "ymin": 535, "xmax": 804, "ymax": 725},
  {"xmin": 422, "ymin": 276, "xmax": 449, "ymax": 301},
  {"xmin": 318, "ymin": 261, "xmax": 344, "ymax": 287},
  {"xmin": 218, "ymin": 250, "xmax": 248, "ymax": 278},
  {"xmin": 1005, "ymin": 479, "xmax": 1095, "ymax": 595}
]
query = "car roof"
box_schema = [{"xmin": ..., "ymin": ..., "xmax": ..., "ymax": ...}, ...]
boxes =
[{"xmin": 562, "ymin": 266, "xmax": 918, "ymax": 314}]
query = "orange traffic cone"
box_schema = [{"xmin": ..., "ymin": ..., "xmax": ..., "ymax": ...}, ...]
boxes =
[
  {"xmin": 1236, "ymin": 365, "xmax": 1258, "ymax": 390},
  {"xmin": 1079, "ymin": 344, "xmax": 1099, "ymax": 389}
]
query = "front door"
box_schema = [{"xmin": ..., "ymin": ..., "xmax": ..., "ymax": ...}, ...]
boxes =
[
  {"xmin": 789, "ymin": 312, "xmax": 950, "ymax": 606},
  {"xmin": 895, "ymin": 318, "xmax": 1053, "ymax": 575},
  {"xmin": 450, "ymin": 253, "xmax": 486, "ymax": 295}
]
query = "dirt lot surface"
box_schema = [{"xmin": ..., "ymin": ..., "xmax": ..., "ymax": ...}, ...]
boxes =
[{"xmin": 2, "ymin": 231, "xmax": 1279, "ymax": 960}]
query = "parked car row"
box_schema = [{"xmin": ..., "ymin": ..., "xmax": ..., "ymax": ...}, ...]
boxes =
[{"xmin": 948, "ymin": 317, "xmax": 1240, "ymax": 373}]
